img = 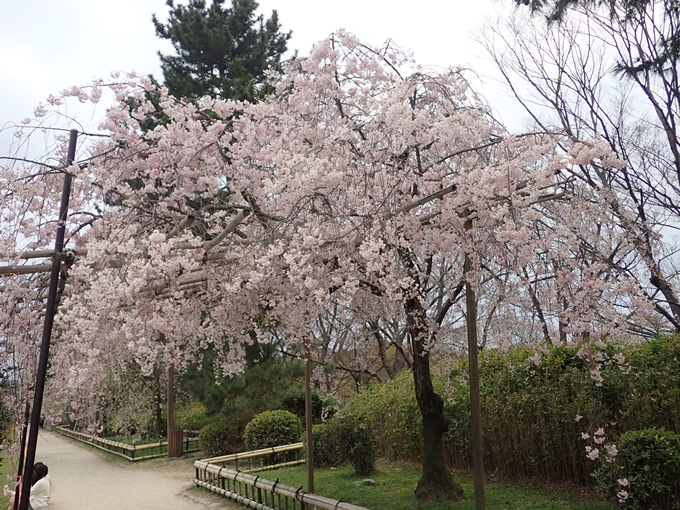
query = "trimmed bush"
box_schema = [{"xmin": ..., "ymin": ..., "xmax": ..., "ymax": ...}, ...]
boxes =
[
  {"xmin": 335, "ymin": 371, "xmax": 423, "ymax": 462},
  {"xmin": 281, "ymin": 389, "xmax": 337, "ymax": 423},
  {"xmin": 594, "ymin": 428, "xmax": 680, "ymax": 509},
  {"xmin": 175, "ymin": 402, "xmax": 209, "ymax": 431},
  {"xmin": 244, "ymin": 410, "xmax": 303, "ymax": 450},
  {"xmin": 281, "ymin": 389, "xmax": 323, "ymax": 422},
  {"xmin": 199, "ymin": 419, "xmax": 241, "ymax": 457},
  {"xmin": 311, "ymin": 423, "xmax": 343, "ymax": 468},
  {"xmin": 330, "ymin": 413, "xmax": 379, "ymax": 476}
]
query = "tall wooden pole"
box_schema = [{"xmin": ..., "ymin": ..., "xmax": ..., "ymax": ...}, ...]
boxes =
[
  {"xmin": 167, "ymin": 364, "xmax": 176, "ymax": 457},
  {"xmin": 465, "ymin": 219, "xmax": 485, "ymax": 510},
  {"xmin": 304, "ymin": 342, "xmax": 314, "ymax": 494},
  {"xmin": 19, "ymin": 130, "xmax": 77, "ymax": 510}
]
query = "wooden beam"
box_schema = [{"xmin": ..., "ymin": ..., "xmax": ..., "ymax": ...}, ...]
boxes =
[
  {"xmin": 1, "ymin": 249, "xmax": 88, "ymax": 260},
  {"xmin": 0, "ymin": 264, "xmax": 68, "ymax": 276}
]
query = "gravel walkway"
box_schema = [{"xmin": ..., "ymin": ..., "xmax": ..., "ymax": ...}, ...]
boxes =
[{"xmin": 33, "ymin": 430, "xmax": 238, "ymax": 510}]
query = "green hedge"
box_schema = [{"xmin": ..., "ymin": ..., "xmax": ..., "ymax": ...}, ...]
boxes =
[
  {"xmin": 175, "ymin": 402, "xmax": 210, "ymax": 431},
  {"xmin": 328, "ymin": 413, "xmax": 379, "ymax": 476},
  {"xmin": 335, "ymin": 336, "xmax": 680, "ymax": 486},
  {"xmin": 199, "ymin": 419, "xmax": 241, "ymax": 457},
  {"xmin": 311, "ymin": 423, "xmax": 343, "ymax": 468}
]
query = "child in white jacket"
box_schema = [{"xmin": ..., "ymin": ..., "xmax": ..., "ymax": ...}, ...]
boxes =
[
  {"xmin": 29, "ymin": 463, "xmax": 50, "ymax": 510},
  {"xmin": 4, "ymin": 462, "xmax": 50, "ymax": 510}
]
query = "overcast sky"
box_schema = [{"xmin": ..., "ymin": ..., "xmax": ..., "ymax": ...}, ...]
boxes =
[{"xmin": 0, "ymin": 0, "xmax": 523, "ymax": 144}]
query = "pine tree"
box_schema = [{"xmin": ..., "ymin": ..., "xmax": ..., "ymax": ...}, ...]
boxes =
[{"xmin": 153, "ymin": 0, "xmax": 291, "ymax": 102}]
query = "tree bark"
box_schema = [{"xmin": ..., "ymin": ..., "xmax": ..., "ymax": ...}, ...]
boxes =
[{"xmin": 406, "ymin": 296, "xmax": 464, "ymax": 501}]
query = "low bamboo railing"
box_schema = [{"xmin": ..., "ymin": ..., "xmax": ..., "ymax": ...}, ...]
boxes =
[
  {"xmin": 203, "ymin": 442, "xmax": 306, "ymax": 472},
  {"xmin": 194, "ymin": 444, "xmax": 369, "ymax": 510},
  {"xmin": 54, "ymin": 426, "xmax": 200, "ymax": 461}
]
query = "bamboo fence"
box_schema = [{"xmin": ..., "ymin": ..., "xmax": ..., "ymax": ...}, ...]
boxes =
[
  {"xmin": 194, "ymin": 445, "xmax": 369, "ymax": 510},
  {"xmin": 54, "ymin": 426, "xmax": 200, "ymax": 461}
]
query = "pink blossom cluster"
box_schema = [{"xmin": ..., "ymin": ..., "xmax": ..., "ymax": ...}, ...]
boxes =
[{"xmin": 582, "ymin": 425, "xmax": 618, "ymax": 463}]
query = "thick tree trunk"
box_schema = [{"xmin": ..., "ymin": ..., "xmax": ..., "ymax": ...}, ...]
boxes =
[{"xmin": 406, "ymin": 296, "xmax": 464, "ymax": 501}]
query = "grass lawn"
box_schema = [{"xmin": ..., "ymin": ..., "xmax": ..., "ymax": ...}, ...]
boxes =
[{"xmin": 258, "ymin": 461, "xmax": 614, "ymax": 510}]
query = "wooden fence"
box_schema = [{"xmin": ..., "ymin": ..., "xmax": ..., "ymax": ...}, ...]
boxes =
[
  {"xmin": 54, "ymin": 426, "xmax": 200, "ymax": 461},
  {"xmin": 194, "ymin": 444, "xmax": 369, "ymax": 510}
]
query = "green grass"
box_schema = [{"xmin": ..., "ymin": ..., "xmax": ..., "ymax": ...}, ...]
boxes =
[
  {"xmin": 0, "ymin": 450, "xmax": 19, "ymax": 509},
  {"xmin": 257, "ymin": 461, "xmax": 614, "ymax": 510}
]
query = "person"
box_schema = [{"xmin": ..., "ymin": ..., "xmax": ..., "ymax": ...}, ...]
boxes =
[
  {"xmin": 4, "ymin": 463, "xmax": 50, "ymax": 510},
  {"xmin": 29, "ymin": 462, "xmax": 50, "ymax": 510}
]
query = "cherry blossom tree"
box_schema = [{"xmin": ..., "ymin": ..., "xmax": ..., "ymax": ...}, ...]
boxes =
[{"xmin": 1, "ymin": 32, "xmax": 652, "ymax": 499}]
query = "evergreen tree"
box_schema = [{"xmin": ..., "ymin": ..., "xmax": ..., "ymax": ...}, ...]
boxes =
[
  {"xmin": 153, "ymin": 0, "xmax": 291, "ymax": 102},
  {"xmin": 180, "ymin": 343, "xmax": 305, "ymax": 431}
]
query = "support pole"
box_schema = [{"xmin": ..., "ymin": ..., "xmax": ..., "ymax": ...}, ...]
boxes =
[
  {"xmin": 19, "ymin": 129, "xmax": 77, "ymax": 510},
  {"xmin": 464, "ymin": 218, "xmax": 485, "ymax": 510},
  {"xmin": 167, "ymin": 364, "xmax": 179, "ymax": 457},
  {"xmin": 304, "ymin": 343, "xmax": 314, "ymax": 494}
]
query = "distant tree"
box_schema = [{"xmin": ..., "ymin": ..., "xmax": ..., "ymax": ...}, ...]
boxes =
[
  {"xmin": 514, "ymin": 0, "xmax": 679, "ymax": 76},
  {"xmin": 484, "ymin": 1, "xmax": 680, "ymax": 333},
  {"xmin": 153, "ymin": 0, "xmax": 291, "ymax": 102},
  {"xmin": 180, "ymin": 343, "xmax": 305, "ymax": 432}
]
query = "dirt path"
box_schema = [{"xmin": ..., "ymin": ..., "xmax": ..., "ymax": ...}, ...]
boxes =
[{"xmin": 34, "ymin": 430, "xmax": 237, "ymax": 510}]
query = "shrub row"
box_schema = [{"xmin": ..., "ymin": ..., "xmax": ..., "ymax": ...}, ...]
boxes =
[{"xmin": 334, "ymin": 336, "xmax": 680, "ymax": 487}]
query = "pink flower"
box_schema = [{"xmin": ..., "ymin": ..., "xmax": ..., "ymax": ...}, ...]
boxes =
[
  {"xmin": 585, "ymin": 446, "xmax": 599, "ymax": 460},
  {"xmin": 575, "ymin": 415, "xmax": 583, "ymax": 422},
  {"xmin": 605, "ymin": 444, "xmax": 618, "ymax": 461},
  {"xmin": 581, "ymin": 432, "xmax": 590, "ymax": 440},
  {"xmin": 590, "ymin": 367, "xmax": 604, "ymax": 386}
]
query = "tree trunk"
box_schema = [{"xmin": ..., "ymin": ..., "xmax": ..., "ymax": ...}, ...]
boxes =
[{"xmin": 406, "ymin": 296, "xmax": 464, "ymax": 501}]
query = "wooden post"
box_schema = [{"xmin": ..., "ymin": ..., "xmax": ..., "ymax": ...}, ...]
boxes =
[
  {"xmin": 167, "ymin": 364, "xmax": 173, "ymax": 455},
  {"xmin": 304, "ymin": 342, "xmax": 314, "ymax": 494},
  {"xmin": 19, "ymin": 130, "xmax": 78, "ymax": 510},
  {"xmin": 465, "ymin": 219, "xmax": 485, "ymax": 510},
  {"xmin": 167, "ymin": 364, "xmax": 182, "ymax": 457}
]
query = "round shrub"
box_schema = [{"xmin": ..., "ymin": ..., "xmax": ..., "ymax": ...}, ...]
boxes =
[
  {"xmin": 594, "ymin": 428, "xmax": 680, "ymax": 509},
  {"xmin": 198, "ymin": 419, "xmax": 240, "ymax": 457},
  {"xmin": 281, "ymin": 389, "xmax": 323, "ymax": 421},
  {"xmin": 244, "ymin": 410, "xmax": 303, "ymax": 450},
  {"xmin": 311, "ymin": 423, "xmax": 342, "ymax": 468},
  {"xmin": 175, "ymin": 402, "xmax": 210, "ymax": 431},
  {"xmin": 330, "ymin": 413, "xmax": 379, "ymax": 476}
]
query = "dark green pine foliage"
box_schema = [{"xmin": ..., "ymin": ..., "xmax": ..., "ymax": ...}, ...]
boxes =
[{"xmin": 153, "ymin": 0, "xmax": 291, "ymax": 102}]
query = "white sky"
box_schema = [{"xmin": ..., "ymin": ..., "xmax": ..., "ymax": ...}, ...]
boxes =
[{"xmin": 0, "ymin": 0, "xmax": 525, "ymax": 144}]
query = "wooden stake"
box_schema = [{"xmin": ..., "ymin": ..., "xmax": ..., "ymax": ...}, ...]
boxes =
[
  {"xmin": 465, "ymin": 218, "xmax": 485, "ymax": 510},
  {"xmin": 305, "ymin": 342, "xmax": 314, "ymax": 494}
]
